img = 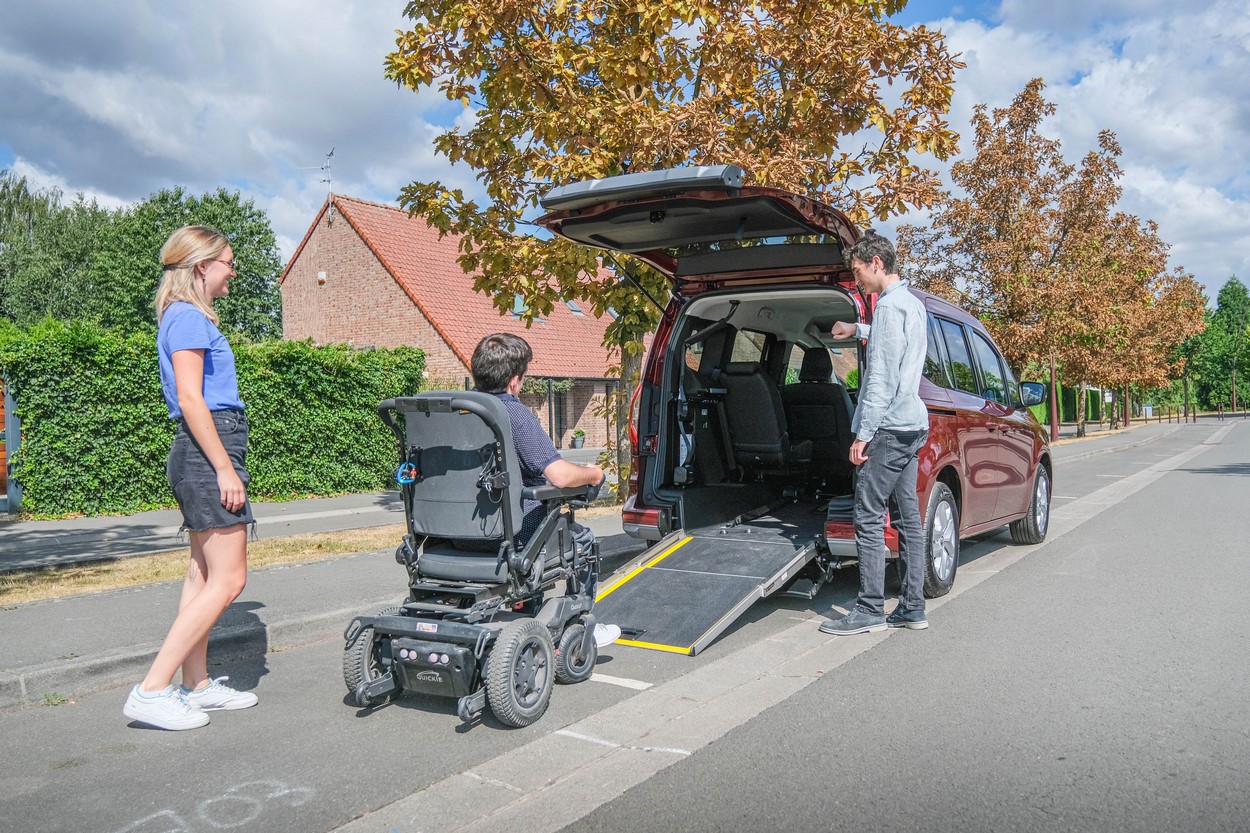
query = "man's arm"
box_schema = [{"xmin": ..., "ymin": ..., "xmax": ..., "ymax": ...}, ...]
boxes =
[
  {"xmin": 830, "ymin": 321, "xmax": 869, "ymax": 340},
  {"xmin": 854, "ymin": 304, "xmax": 906, "ymax": 442},
  {"xmin": 543, "ymin": 458, "xmax": 604, "ymax": 488}
]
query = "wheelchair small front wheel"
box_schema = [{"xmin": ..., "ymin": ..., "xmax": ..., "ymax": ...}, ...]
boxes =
[
  {"xmin": 554, "ymin": 622, "xmax": 597, "ymax": 684},
  {"xmin": 485, "ymin": 619, "xmax": 554, "ymax": 727},
  {"xmin": 343, "ymin": 606, "xmax": 401, "ymax": 705}
]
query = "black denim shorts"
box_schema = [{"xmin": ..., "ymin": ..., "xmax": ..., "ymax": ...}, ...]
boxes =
[{"xmin": 166, "ymin": 409, "xmax": 255, "ymax": 532}]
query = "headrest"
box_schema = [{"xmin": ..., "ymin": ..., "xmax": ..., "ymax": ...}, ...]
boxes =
[
  {"xmin": 725, "ymin": 362, "xmax": 763, "ymax": 376},
  {"xmin": 799, "ymin": 350, "xmax": 833, "ymax": 383}
]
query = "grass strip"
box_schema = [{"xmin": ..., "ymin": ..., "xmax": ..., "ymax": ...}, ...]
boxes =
[{"xmin": 0, "ymin": 524, "xmax": 407, "ymax": 606}]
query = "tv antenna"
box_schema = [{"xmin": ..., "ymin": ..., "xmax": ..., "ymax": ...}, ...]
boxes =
[{"xmin": 299, "ymin": 147, "xmax": 336, "ymax": 221}]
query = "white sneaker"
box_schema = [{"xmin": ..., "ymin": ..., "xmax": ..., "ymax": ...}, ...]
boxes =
[
  {"xmin": 123, "ymin": 685, "xmax": 210, "ymax": 731},
  {"xmin": 594, "ymin": 623, "xmax": 622, "ymax": 648},
  {"xmin": 182, "ymin": 677, "xmax": 258, "ymax": 711}
]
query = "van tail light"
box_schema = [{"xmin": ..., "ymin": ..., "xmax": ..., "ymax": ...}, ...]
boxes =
[{"xmin": 628, "ymin": 382, "xmax": 641, "ymax": 453}]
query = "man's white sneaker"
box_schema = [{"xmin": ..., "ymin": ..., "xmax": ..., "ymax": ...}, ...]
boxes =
[
  {"xmin": 123, "ymin": 685, "xmax": 210, "ymax": 731},
  {"xmin": 594, "ymin": 623, "xmax": 622, "ymax": 648},
  {"xmin": 182, "ymin": 677, "xmax": 258, "ymax": 711}
]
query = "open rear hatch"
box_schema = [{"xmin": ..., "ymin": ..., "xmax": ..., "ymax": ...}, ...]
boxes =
[{"xmin": 538, "ymin": 165, "xmax": 860, "ymax": 292}]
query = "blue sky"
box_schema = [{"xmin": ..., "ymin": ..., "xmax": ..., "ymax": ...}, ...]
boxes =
[{"xmin": 1, "ymin": 1, "xmax": 1246, "ymax": 301}]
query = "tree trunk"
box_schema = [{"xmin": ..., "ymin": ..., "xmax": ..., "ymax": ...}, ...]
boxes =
[
  {"xmin": 1123, "ymin": 385, "xmax": 1131, "ymax": 427},
  {"xmin": 1076, "ymin": 383, "xmax": 1087, "ymax": 438},
  {"xmin": 1183, "ymin": 373, "xmax": 1191, "ymax": 422},
  {"xmin": 614, "ymin": 348, "xmax": 643, "ymax": 504},
  {"xmin": 1048, "ymin": 353, "xmax": 1059, "ymax": 443}
]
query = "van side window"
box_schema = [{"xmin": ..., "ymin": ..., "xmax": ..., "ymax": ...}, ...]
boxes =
[
  {"xmin": 936, "ymin": 318, "xmax": 978, "ymax": 394},
  {"xmin": 730, "ymin": 329, "xmax": 768, "ymax": 364},
  {"xmin": 923, "ymin": 316, "xmax": 951, "ymax": 388},
  {"xmin": 969, "ymin": 330, "xmax": 1008, "ymax": 404}
]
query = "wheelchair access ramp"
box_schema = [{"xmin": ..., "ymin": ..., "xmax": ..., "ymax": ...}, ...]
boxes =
[{"xmin": 594, "ymin": 502, "xmax": 824, "ymax": 655}]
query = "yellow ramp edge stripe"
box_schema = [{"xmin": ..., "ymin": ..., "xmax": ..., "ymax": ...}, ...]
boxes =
[
  {"xmin": 614, "ymin": 638, "xmax": 693, "ymax": 655},
  {"xmin": 595, "ymin": 535, "xmax": 692, "ymax": 602}
]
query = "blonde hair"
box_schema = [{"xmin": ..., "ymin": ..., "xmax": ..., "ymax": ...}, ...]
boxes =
[{"xmin": 154, "ymin": 225, "xmax": 229, "ymax": 325}]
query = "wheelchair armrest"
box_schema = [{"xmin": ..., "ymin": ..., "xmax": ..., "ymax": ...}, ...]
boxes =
[{"xmin": 522, "ymin": 484, "xmax": 589, "ymax": 504}]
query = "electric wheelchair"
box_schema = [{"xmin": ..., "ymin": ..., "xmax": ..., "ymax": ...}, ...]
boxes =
[{"xmin": 341, "ymin": 391, "xmax": 602, "ymax": 727}]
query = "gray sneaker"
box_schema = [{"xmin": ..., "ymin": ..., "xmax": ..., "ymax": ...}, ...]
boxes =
[
  {"xmin": 124, "ymin": 685, "xmax": 210, "ymax": 731},
  {"xmin": 886, "ymin": 606, "xmax": 929, "ymax": 630},
  {"xmin": 818, "ymin": 607, "xmax": 887, "ymax": 635},
  {"xmin": 182, "ymin": 677, "xmax": 258, "ymax": 711}
]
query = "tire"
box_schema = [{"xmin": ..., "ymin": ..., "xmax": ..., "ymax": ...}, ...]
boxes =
[
  {"xmin": 485, "ymin": 619, "xmax": 555, "ymax": 727},
  {"xmin": 923, "ymin": 482, "xmax": 959, "ymax": 598},
  {"xmin": 554, "ymin": 623, "xmax": 597, "ymax": 684},
  {"xmin": 343, "ymin": 606, "xmax": 402, "ymax": 704},
  {"xmin": 1009, "ymin": 465, "xmax": 1051, "ymax": 545}
]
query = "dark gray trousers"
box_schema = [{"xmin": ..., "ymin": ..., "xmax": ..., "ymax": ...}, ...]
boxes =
[{"xmin": 853, "ymin": 428, "xmax": 928, "ymax": 615}]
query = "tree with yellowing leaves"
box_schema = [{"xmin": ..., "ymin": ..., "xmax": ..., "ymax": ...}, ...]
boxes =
[
  {"xmin": 900, "ymin": 79, "xmax": 1204, "ymax": 437},
  {"xmin": 387, "ymin": 0, "xmax": 964, "ymax": 483}
]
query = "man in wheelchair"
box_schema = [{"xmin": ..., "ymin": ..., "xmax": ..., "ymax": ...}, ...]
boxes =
[
  {"xmin": 341, "ymin": 334, "xmax": 617, "ymax": 728},
  {"xmin": 469, "ymin": 333, "xmax": 621, "ymax": 649}
]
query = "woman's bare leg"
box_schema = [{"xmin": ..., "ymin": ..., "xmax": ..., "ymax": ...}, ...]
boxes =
[{"xmin": 140, "ymin": 525, "xmax": 248, "ymax": 693}]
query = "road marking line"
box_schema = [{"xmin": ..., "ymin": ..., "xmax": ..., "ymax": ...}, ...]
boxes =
[
  {"xmin": 588, "ymin": 673, "xmax": 652, "ymax": 691},
  {"xmin": 555, "ymin": 729, "xmax": 619, "ymax": 748}
]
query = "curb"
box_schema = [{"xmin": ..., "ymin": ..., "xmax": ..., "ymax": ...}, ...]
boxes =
[
  {"xmin": 0, "ymin": 596, "xmax": 400, "ymax": 711},
  {"xmin": 1053, "ymin": 424, "xmax": 1182, "ymax": 464}
]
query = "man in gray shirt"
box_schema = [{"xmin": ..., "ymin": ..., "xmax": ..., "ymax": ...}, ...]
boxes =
[{"xmin": 821, "ymin": 230, "xmax": 931, "ymax": 635}]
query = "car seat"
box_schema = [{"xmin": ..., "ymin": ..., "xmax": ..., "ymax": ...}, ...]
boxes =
[
  {"xmin": 341, "ymin": 391, "xmax": 601, "ymax": 728},
  {"xmin": 719, "ymin": 362, "xmax": 813, "ymax": 473},
  {"xmin": 781, "ymin": 349, "xmax": 855, "ymax": 488}
]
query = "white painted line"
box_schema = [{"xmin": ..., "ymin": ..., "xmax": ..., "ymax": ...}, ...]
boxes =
[
  {"xmin": 1095, "ymin": 474, "xmax": 1125, "ymax": 478},
  {"xmin": 555, "ymin": 729, "xmax": 620, "ymax": 748},
  {"xmin": 588, "ymin": 673, "xmax": 652, "ymax": 691},
  {"xmin": 639, "ymin": 746, "xmax": 692, "ymax": 756}
]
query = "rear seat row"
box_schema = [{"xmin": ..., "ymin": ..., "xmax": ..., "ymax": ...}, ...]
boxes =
[{"xmin": 689, "ymin": 350, "xmax": 854, "ymax": 486}]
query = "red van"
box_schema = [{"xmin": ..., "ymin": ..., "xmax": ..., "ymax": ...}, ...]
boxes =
[{"xmin": 538, "ymin": 166, "xmax": 1051, "ymax": 653}]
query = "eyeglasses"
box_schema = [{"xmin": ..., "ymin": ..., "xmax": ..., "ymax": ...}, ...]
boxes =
[{"xmin": 212, "ymin": 258, "xmax": 237, "ymax": 270}]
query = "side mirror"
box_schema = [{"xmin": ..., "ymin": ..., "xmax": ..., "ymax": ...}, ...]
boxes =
[{"xmin": 1019, "ymin": 382, "xmax": 1046, "ymax": 407}]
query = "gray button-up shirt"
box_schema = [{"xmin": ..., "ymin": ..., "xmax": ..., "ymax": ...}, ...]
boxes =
[{"xmin": 851, "ymin": 280, "xmax": 929, "ymax": 441}]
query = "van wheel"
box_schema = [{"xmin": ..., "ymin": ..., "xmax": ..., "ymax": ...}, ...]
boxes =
[
  {"xmin": 485, "ymin": 619, "xmax": 554, "ymax": 727},
  {"xmin": 1010, "ymin": 465, "xmax": 1051, "ymax": 545},
  {"xmin": 554, "ymin": 623, "xmax": 597, "ymax": 684},
  {"xmin": 923, "ymin": 483, "xmax": 959, "ymax": 598},
  {"xmin": 343, "ymin": 606, "xmax": 402, "ymax": 704}
]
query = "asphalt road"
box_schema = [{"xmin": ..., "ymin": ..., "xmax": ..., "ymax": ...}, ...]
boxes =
[{"xmin": 2, "ymin": 422, "xmax": 1247, "ymax": 833}]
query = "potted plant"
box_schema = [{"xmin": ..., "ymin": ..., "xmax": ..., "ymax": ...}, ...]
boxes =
[{"xmin": 570, "ymin": 428, "xmax": 585, "ymax": 449}]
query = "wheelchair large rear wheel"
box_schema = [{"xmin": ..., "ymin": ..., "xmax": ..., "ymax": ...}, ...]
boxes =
[
  {"xmin": 485, "ymin": 619, "xmax": 554, "ymax": 727},
  {"xmin": 343, "ymin": 606, "xmax": 401, "ymax": 706},
  {"xmin": 554, "ymin": 622, "xmax": 597, "ymax": 684}
]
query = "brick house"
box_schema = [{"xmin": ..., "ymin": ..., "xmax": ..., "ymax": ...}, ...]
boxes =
[{"xmin": 280, "ymin": 195, "xmax": 622, "ymax": 448}]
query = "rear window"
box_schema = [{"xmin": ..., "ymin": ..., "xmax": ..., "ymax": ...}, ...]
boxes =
[
  {"xmin": 923, "ymin": 318, "xmax": 951, "ymax": 388},
  {"xmin": 936, "ymin": 318, "xmax": 978, "ymax": 395}
]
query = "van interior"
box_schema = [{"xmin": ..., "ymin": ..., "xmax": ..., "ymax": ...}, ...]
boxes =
[{"xmin": 657, "ymin": 286, "xmax": 861, "ymax": 538}]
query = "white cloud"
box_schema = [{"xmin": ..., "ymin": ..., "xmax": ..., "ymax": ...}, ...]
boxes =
[
  {"xmin": 0, "ymin": 0, "xmax": 478, "ymax": 260},
  {"xmin": 1, "ymin": 0, "xmax": 1246, "ymax": 297},
  {"xmin": 896, "ymin": 0, "xmax": 1250, "ymax": 297}
]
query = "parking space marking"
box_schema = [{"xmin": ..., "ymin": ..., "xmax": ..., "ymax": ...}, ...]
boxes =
[{"xmin": 588, "ymin": 672, "xmax": 652, "ymax": 691}]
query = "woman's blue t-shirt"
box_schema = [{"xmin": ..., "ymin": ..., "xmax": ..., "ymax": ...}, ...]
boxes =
[{"xmin": 157, "ymin": 301, "xmax": 245, "ymax": 419}]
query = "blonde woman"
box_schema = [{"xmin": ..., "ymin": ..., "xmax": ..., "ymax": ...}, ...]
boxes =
[{"xmin": 123, "ymin": 225, "xmax": 258, "ymax": 730}]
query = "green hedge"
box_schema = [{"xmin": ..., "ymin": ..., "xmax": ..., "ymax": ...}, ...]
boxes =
[{"xmin": 0, "ymin": 319, "xmax": 424, "ymax": 517}]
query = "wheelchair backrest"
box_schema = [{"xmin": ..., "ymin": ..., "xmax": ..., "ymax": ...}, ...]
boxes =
[{"xmin": 381, "ymin": 391, "xmax": 524, "ymax": 546}]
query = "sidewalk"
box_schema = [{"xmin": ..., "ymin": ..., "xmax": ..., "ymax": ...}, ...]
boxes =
[{"xmin": 0, "ymin": 426, "xmax": 1192, "ymax": 709}]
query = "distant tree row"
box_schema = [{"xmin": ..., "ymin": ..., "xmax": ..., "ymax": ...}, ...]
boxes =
[
  {"xmin": 0, "ymin": 173, "xmax": 282, "ymax": 339},
  {"xmin": 898, "ymin": 80, "xmax": 1208, "ymax": 435}
]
